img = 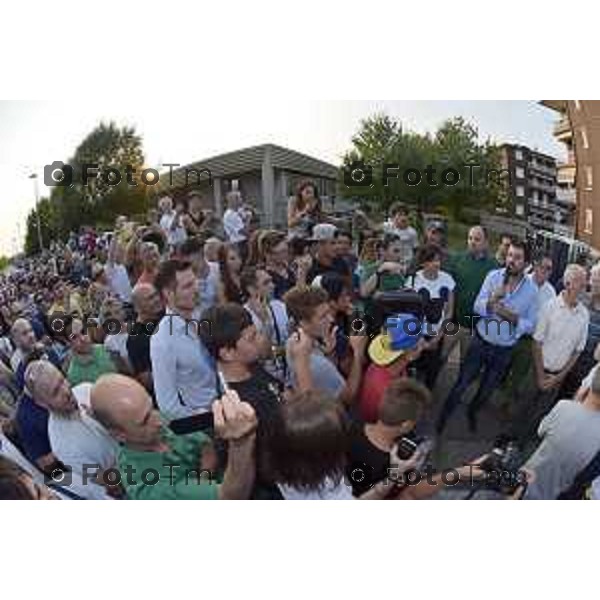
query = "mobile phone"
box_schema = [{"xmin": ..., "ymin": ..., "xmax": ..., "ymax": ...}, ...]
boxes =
[
  {"xmin": 396, "ymin": 437, "xmax": 419, "ymax": 460},
  {"xmin": 169, "ymin": 412, "xmax": 214, "ymax": 435},
  {"xmin": 217, "ymin": 370, "xmax": 229, "ymax": 393}
]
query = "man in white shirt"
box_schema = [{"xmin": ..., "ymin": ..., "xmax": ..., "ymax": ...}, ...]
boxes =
[
  {"xmin": 528, "ymin": 254, "xmax": 556, "ymax": 315},
  {"xmin": 151, "ymin": 260, "xmax": 217, "ymax": 422},
  {"xmin": 24, "ymin": 361, "xmax": 117, "ymax": 500},
  {"xmin": 511, "ymin": 264, "xmax": 589, "ymax": 446},
  {"xmin": 223, "ymin": 191, "xmax": 250, "ymax": 258},
  {"xmin": 382, "ymin": 203, "xmax": 419, "ymax": 271},
  {"xmin": 158, "ymin": 195, "xmax": 187, "ymax": 249},
  {"xmin": 105, "ymin": 238, "xmax": 132, "ymax": 303}
]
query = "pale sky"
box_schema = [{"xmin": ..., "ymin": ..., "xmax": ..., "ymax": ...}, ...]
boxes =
[{"xmin": 0, "ymin": 100, "xmax": 563, "ymax": 256}]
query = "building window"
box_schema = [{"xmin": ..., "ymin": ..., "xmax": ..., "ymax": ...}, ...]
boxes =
[
  {"xmin": 585, "ymin": 209, "xmax": 593, "ymax": 234},
  {"xmin": 581, "ymin": 128, "xmax": 589, "ymax": 149},
  {"xmin": 585, "ymin": 166, "xmax": 593, "ymax": 190},
  {"xmin": 515, "ymin": 149, "xmax": 523, "ymax": 161},
  {"xmin": 516, "ymin": 185, "xmax": 525, "ymax": 197},
  {"xmin": 516, "ymin": 204, "xmax": 524, "ymax": 217},
  {"xmin": 516, "ymin": 167, "xmax": 525, "ymax": 179}
]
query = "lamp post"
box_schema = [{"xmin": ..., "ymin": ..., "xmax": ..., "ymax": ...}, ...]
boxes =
[{"xmin": 29, "ymin": 173, "xmax": 43, "ymax": 252}]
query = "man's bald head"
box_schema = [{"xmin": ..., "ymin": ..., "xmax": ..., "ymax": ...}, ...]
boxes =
[
  {"xmin": 91, "ymin": 374, "xmax": 162, "ymax": 448},
  {"xmin": 467, "ymin": 226, "xmax": 487, "ymax": 255},
  {"xmin": 24, "ymin": 360, "xmax": 76, "ymax": 414}
]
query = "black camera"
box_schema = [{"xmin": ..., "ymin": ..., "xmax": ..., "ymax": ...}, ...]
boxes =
[{"xmin": 478, "ymin": 436, "xmax": 525, "ymax": 495}]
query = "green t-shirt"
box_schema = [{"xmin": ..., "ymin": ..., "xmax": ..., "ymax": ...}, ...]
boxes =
[
  {"xmin": 360, "ymin": 261, "xmax": 406, "ymax": 292},
  {"xmin": 67, "ymin": 344, "xmax": 116, "ymax": 386},
  {"xmin": 118, "ymin": 427, "xmax": 220, "ymax": 500},
  {"xmin": 446, "ymin": 250, "xmax": 498, "ymax": 327}
]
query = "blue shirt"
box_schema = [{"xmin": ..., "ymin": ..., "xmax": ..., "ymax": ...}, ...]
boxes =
[
  {"xmin": 473, "ymin": 269, "xmax": 538, "ymax": 347},
  {"xmin": 15, "ymin": 394, "xmax": 51, "ymax": 462}
]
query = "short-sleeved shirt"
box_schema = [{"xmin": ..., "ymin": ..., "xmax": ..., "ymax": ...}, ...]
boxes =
[
  {"xmin": 286, "ymin": 343, "xmax": 345, "ymax": 400},
  {"xmin": 67, "ymin": 345, "xmax": 116, "ymax": 387},
  {"xmin": 524, "ymin": 400, "xmax": 600, "ymax": 500},
  {"xmin": 410, "ymin": 270, "xmax": 456, "ymax": 335},
  {"xmin": 15, "ymin": 394, "xmax": 51, "ymax": 462},
  {"xmin": 118, "ymin": 427, "xmax": 220, "ymax": 500},
  {"xmin": 223, "ymin": 208, "xmax": 246, "ymax": 243},
  {"xmin": 533, "ymin": 294, "xmax": 589, "ymax": 373}
]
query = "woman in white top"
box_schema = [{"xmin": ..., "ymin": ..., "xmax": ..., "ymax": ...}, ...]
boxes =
[
  {"xmin": 241, "ymin": 266, "xmax": 289, "ymax": 382},
  {"xmin": 410, "ymin": 243, "xmax": 455, "ymax": 389}
]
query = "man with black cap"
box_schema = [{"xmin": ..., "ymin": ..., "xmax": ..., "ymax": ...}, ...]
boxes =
[{"xmin": 305, "ymin": 223, "xmax": 351, "ymax": 285}]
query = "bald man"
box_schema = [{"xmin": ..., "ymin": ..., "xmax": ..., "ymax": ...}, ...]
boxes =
[
  {"xmin": 10, "ymin": 317, "xmax": 62, "ymax": 392},
  {"xmin": 127, "ymin": 283, "xmax": 164, "ymax": 393},
  {"xmin": 90, "ymin": 374, "xmax": 257, "ymax": 500},
  {"xmin": 443, "ymin": 226, "xmax": 498, "ymax": 364},
  {"xmin": 24, "ymin": 361, "xmax": 117, "ymax": 500}
]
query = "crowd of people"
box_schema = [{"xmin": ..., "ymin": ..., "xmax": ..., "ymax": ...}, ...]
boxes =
[{"xmin": 2, "ymin": 180, "xmax": 600, "ymax": 500}]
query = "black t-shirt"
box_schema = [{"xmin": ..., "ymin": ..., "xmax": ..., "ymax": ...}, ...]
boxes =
[
  {"xmin": 227, "ymin": 366, "xmax": 284, "ymax": 499},
  {"xmin": 227, "ymin": 366, "xmax": 283, "ymax": 439},
  {"xmin": 126, "ymin": 320, "xmax": 159, "ymax": 375},
  {"xmin": 346, "ymin": 420, "xmax": 391, "ymax": 497},
  {"xmin": 307, "ymin": 257, "xmax": 351, "ymax": 285}
]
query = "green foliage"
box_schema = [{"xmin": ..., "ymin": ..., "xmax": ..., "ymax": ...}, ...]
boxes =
[
  {"xmin": 341, "ymin": 114, "xmax": 507, "ymax": 220},
  {"xmin": 0, "ymin": 255, "xmax": 10, "ymax": 272},
  {"xmin": 25, "ymin": 122, "xmax": 149, "ymax": 254}
]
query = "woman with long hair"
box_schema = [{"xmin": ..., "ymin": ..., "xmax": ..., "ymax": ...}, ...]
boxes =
[
  {"xmin": 287, "ymin": 180, "xmax": 323, "ymax": 238},
  {"xmin": 217, "ymin": 243, "xmax": 245, "ymax": 304}
]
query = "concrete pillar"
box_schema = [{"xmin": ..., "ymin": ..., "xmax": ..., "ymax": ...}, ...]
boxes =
[
  {"xmin": 261, "ymin": 147, "xmax": 275, "ymax": 227},
  {"xmin": 213, "ymin": 176, "xmax": 223, "ymax": 217}
]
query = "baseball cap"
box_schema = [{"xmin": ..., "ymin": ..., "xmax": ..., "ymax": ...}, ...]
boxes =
[
  {"xmin": 309, "ymin": 223, "xmax": 338, "ymax": 242},
  {"xmin": 368, "ymin": 314, "xmax": 422, "ymax": 367}
]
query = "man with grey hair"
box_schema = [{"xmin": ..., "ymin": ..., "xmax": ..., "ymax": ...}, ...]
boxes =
[
  {"xmin": 24, "ymin": 360, "xmax": 118, "ymax": 499},
  {"xmin": 522, "ymin": 365, "xmax": 600, "ymax": 499},
  {"xmin": 511, "ymin": 263, "xmax": 589, "ymax": 446}
]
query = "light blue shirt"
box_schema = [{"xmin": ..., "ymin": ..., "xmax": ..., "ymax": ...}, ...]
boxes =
[
  {"xmin": 150, "ymin": 312, "xmax": 216, "ymax": 419},
  {"xmin": 473, "ymin": 268, "xmax": 538, "ymax": 347}
]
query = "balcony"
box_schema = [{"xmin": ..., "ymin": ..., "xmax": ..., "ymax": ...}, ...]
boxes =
[
  {"xmin": 557, "ymin": 164, "xmax": 576, "ymax": 185},
  {"xmin": 554, "ymin": 117, "xmax": 573, "ymax": 142},
  {"xmin": 528, "ymin": 162, "xmax": 557, "ymax": 177},
  {"xmin": 556, "ymin": 187, "xmax": 576, "ymax": 204}
]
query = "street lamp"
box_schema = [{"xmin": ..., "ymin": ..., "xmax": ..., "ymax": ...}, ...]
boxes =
[{"xmin": 29, "ymin": 173, "xmax": 43, "ymax": 252}]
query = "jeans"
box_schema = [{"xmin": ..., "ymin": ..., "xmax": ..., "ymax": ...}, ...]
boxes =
[{"xmin": 437, "ymin": 333, "xmax": 514, "ymax": 432}]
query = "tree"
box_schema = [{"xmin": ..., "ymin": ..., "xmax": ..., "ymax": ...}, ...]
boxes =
[
  {"xmin": 48, "ymin": 122, "xmax": 149, "ymax": 240},
  {"xmin": 341, "ymin": 113, "xmax": 506, "ymax": 220},
  {"xmin": 24, "ymin": 197, "xmax": 59, "ymax": 255}
]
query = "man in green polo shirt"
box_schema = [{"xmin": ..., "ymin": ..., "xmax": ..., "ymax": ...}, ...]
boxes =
[
  {"xmin": 444, "ymin": 225, "xmax": 498, "ymax": 363},
  {"xmin": 90, "ymin": 374, "xmax": 257, "ymax": 500},
  {"xmin": 66, "ymin": 318, "xmax": 116, "ymax": 386}
]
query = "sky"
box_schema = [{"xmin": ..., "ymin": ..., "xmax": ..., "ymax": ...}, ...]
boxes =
[{"xmin": 0, "ymin": 100, "xmax": 564, "ymax": 256}]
